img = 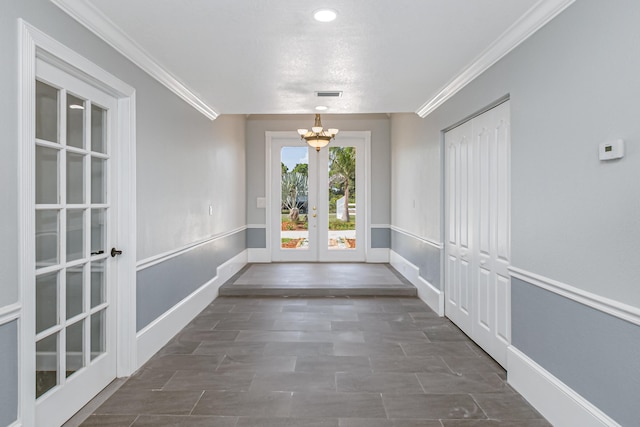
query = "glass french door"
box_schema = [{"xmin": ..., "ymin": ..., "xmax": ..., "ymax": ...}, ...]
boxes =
[
  {"xmin": 34, "ymin": 59, "xmax": 118, "ymax": 426},
  {"xmin": 271, "ymin": 134, "xmax": 365, "ymax": 262}
]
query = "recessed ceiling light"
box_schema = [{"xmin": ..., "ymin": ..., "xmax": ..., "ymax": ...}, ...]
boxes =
[
  {"xmin": 313, "ymin": 9, "xmax": 337, "ymax": 22},
  {"xmin": 315, "ymin": 106, "xmax": 328, "ymax": 111}
]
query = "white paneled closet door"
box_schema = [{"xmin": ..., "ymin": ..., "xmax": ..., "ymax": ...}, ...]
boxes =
[
  {"xmin": 444, "ymin": 100, "xmax": 511, "ymax": 367},
  {"xmin": 444, "ymin": 120, "xmax": 474, "ymax": 337}
]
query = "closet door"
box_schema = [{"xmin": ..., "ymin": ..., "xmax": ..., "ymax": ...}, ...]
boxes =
[
  {"xmin": 444, "ymin": 101, "xmax": 511, "ymax": 367},
  {"xmin": 444, "ymin": 120, "xmax": 474, "ymax": 337},
  {"xmin": 472, "ymin": 101, "xmax": 511, "ymax": 367}
]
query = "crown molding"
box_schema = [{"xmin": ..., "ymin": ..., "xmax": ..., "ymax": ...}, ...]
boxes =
[
  {"xmin": 415, "ymin": 0, "xmax": 575, "ymax": 118},
  {"xmin": 50, "ymin": 0, "xmax": 219, "ymax": 120}
]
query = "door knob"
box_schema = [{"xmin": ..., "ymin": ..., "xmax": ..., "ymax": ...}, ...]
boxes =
[{"xmin": 111, "ymin": 247, "xmax": 123, "ymax": 257}]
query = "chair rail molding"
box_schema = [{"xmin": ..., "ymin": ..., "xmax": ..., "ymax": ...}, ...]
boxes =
[
  {"xmin": 509, "ymin": 266, "xmax": 640, "ymax": 327},
  {"xmin": 136, "ymin": 226, "xmax": 247, "ymax": 271},
  {"xmin": 390, "ymin": 225, "xmax": 443, "ymax": 250},
  {"xmin": 0, "ymin": 304, "xmax": 21, "ymax": 326}
]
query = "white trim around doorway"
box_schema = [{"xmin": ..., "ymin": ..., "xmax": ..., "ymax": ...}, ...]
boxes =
[
  {"xmin": 264, "ymin": 131, "xmax": 372, "ymax": 263},
  {"xmin": 18, "ymin": 20, "xmax": 136, "ymax": 427}
]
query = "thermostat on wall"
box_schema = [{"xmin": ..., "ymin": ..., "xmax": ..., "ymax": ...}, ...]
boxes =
[{"xmin": 599, "ymin": 139, "xmax": 624, "ymax": 161}]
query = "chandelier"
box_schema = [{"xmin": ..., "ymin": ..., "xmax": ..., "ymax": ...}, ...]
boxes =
[{"xmin": 297, "ymin": 114, "xmax": 339, "ymax": 151}]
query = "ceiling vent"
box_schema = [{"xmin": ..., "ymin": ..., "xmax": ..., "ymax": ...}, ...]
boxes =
[{"xmin": 315, "ymin": 91, "xmax": 343, "ymax": 98}]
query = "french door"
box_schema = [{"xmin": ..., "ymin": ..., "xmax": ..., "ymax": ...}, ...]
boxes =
[
  {"xmin": 444, "ymin": 100, "xmax": 511, "ymax": 367},
  {"xmin": 33, "ymin": 58, "xmax": 119, "ymax": 426},
  {"xmin": 269, "ymin": 133, "xmax": 366, "ymax": 262}
]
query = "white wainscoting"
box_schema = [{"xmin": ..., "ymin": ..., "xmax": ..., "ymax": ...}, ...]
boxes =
[
  {"xmin": 390, "ymin": 251, "xmax": 443, "ymax": 316},
  {"xmin": 135, "ymin": 250, "xmax": 248, "ymax": 368},
  {"xmin": 507, "ymin": 346, "xmax": 620, "ymax": 427}
]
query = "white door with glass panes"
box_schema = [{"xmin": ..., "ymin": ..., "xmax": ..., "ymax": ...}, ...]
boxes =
[
  {"xmin": 269, "ymin": 132, "xmax": 366, "ymax": 262},
  {"xmin": 33, "ymin": 58, "xmax": 119, "ymax": 427}
]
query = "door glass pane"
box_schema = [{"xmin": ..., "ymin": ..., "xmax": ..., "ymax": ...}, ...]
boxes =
[
  {"xmin": 66, "ymin": 320, "xmax": 84, "ymax": 378},
  {"xmin": 36, "ymin": 81, "xmax": 59, "ymax": 143},
  {"xmin": 36, "ymin": 333, "xmax": 59, "ymax": 398},
  {"xmin": 36, "ymin": 272, "xmax": 58, "ymax": 334},
  {"xmin": 66, "ymin": 94, "xmax": 85, "ymax": 148},
  {"xmin": 91, "ymin": 105, "xmax": 107, "ymax": 154},
  {"xmin": 280, "ymin": 146, "xmax": 309, "ymax": 250},
  {"xmin": 328, "ymin": 147, "xmax": 356, "ymax": 250},
  {"xmin": 91, "ymin": 260, "xmax": 106, "ymax": 308},
  {"xmin": 91, "ymin": 209, "xmax": 105, "ymax": 255},
  {"xmin": 91, "ymin": 157, "xmax": 106, "ymax": 203},
  {"xmin": 66, "ymin": 266, "xmax": 84, "ymax": 319},
  {"xmin": 36, "ymin": 146, "xmax": 59, "ymax": 204},
  {"xmin": 90, "ymin": 309, "xmax": 106, "ymax": 360},
  {"xmin": 36, "ymin": 210, "xmax": 59, "ymax": 267},
  {"xmin": 67, "ymin": 152, "xmax": 85, "ymax": 204},
  {"xmin": 67, "ymin": 209, "xmax": 84, "ymax": 261}
]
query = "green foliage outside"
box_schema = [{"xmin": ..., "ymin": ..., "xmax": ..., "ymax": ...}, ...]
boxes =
[{"xmin": 329, "ymin": 147, "xmax": 356, "ymax": 222}]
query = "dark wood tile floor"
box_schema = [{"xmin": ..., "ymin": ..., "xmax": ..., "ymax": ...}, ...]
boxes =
[{"xmin": 80, "ymin": 296, "xmax": 550, "ymax": 426}]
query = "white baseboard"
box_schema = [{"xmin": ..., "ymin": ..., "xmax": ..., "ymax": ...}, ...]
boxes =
[
  {"xmin": 248, "ymin": 248, "xmax": 270, "ymax": 263},
  {"xmin": 390, "ymin": 250, "xmax": 444, "ymax": 316},
  {"xmin": 366, "ymin": 248, "xmax": 390, "ymax": 263},
  {"xmin": 507, "ymin": 346, "xmax": 620, "ymax": 427},
  {"xmin": 135, "ymin": 250, "xmax": 247, "ymax": 368}
]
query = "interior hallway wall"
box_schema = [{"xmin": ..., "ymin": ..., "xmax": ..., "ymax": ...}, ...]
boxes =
[
  {"xmin": 390, "ymin": 1, "xmax": 640, "ymax": 424},
  {"xmin": 1, "ymin": 0, "xmax": 247, "ymax": 424}
]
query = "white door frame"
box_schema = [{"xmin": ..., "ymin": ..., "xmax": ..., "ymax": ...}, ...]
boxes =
[
  {"xmin": 265, "ymin": 131, "xmax": 371, "ymax": 263},
  {"xmin": 18, "ymin": 20, "xmax": 137, "ymax": 427}
]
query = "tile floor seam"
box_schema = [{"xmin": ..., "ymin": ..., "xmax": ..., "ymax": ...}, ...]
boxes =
[
  {"xmin": 379, "ymin": 392, "xmax": 390, "ymax": 420},
  {"xmin": 469, "ymin": 391, "xmax": 490, "ymax": 421},
  {"xmin": 188, "ymin": 390, "xmax": 206, "ymax": 416},
  {"xmin": 414, "ymin": 372, "xmax": 427, "ymax": 394},
  {"xmin": 126, "ymin": 415, "xmax": 138, "ymax": 427},
  {"xmin": 159, "ymin": 370, "xmax": 179, "ymax": 391}
]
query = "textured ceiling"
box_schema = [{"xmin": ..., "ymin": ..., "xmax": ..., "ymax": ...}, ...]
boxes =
[{"xmin": 85, "ymin": 0, "xmax": 540, "ymax": 115}]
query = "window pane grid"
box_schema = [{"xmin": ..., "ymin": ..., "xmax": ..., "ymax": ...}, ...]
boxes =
[{"xmin": 35, "ymin": 78, "xmax": 112, "ymax": 400}]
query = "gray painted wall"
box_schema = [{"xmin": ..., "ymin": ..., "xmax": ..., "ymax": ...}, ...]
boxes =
[
  {"xmin": 391, "ymin": 0, "xmax": 640, "ymax": 307},
  {"xmin": 137, "ymin": 230, "xmax": 245, "ymax": 331},
  {"xmin": 246, "ymin": 227, "xmax": 266, "ymax": 249},
  {"xmin": 371, "ymin": 227, "xmax": 391, "ymax": 249},
  {"xmin": 390, "ymin": 113, "xmax": 442, "ymax": 244},
  {"xmin": 389, "ymin": 0, "xmax": 640, "ymax": 422},
  {"xmin": 0, "ymin": 321, "xmax": 18, "ymax": 426},
  {"xmin": 246, "ymin": 114, "xmax": 391, "ymax": 228},
  {"xmin": 137, "ymin": 113, "xmax": 246, "ymax": 260},
  {"xmin": 391, "ymin": 230, "xmax": 441, "ymax": 289},
  {"xmin": 512, "ymin": 278, "xmax": 640, "ymax": 426}
]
